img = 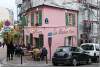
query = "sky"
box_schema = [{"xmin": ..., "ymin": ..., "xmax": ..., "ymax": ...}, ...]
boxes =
[{"xmin": 0, "ymin": 0, "xmax": 17, "ymax": 21}]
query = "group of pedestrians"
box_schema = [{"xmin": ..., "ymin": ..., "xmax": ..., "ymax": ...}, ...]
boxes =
[
  {"xmin": 2, "ymin": 41, "xmax": 48, "ymax": 62},
  {"xmin": 32, "ymin": 47, "xmax": 48, "ymax": 61},
  {"xmin": 6, "ymin": 42, "xmax": 23, "ymax": 61},
  {"xmin": 6, "ymin": 41, "xmax": 15, "ymax": 61}
]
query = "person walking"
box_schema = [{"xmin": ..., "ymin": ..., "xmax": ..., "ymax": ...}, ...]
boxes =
[
  {"xmin": 6, "ymin": 42, "xmax": 10, "ymax": 61},
  {"xmin": 33, "ymin": 47, "xmax": 40, "ymax": 61},
  {"xmin": 7, "ymin": 41, "xmax": 14, "ymax": 60},
  {"xmin": 10, "ymin": 41, "xmax": 14, "ymax": 60},
  {"xmin": 40, "ymin": 47, "xmax": 48, "ymax": 61}
]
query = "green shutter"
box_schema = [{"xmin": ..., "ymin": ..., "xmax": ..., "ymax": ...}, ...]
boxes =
[
  {"xmin": 38, "ymin": 12, "xmax": 42, "ymax": 25},
  {"xmin": 21, "ymin": 16, "xmax": 27, "ymax": 26},
  {"xmin": 66, "ymin": 15, "xmax": 69, "ymax": 26},
  {"xmin": 72, "ymin": 14, "xmax": 75, "ymax": 26},
  {"xmin": 31, "ymin": 14, "xmax": 34, "ymax": 26},
  {"xmin": 30, "ymin": 33, "xmax": 33, "ymax": 45}
]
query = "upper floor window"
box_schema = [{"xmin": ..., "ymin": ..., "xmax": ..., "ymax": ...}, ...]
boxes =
[
  {"xmin": 65, "ymin": 13, "xmax": 75, "ymax": 26},
  {"xmin": 36, "ymin": 11, "xmax": 42, "ymax": 26},
  {"xmin": 20, "ymin": 15, "xmax": 28, "ymax": 26},
  {"xmin": 31, "ymin": 13, "xmax": 34, "ymax": 26}
]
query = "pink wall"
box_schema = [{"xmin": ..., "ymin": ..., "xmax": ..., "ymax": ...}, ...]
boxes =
[{"xmin": 42, "ymin": 6, "xmax": 66, "ymax": 27}]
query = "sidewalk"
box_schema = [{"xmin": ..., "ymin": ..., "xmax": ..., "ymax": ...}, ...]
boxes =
[{"xmin": 2, "ymin": 56, "xmax": 52, "ymax": 66}]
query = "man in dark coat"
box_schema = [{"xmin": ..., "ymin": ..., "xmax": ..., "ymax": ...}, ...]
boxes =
[
  {"xmin": 7, "ymin": 41, "xmax": 14, "ymax": 60},
  {"xmin": 40, "ymin": 47, "xmax": 48, "ymax": 61}
]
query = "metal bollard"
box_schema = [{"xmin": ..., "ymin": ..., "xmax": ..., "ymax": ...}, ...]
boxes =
[
  {"xmin": 21, "ymin": 54, "xmax": 22, "ymax": 64},
  {"xmin": 45, "ymin": 56, "xmax": 48, "ymax": 64},
  {"xmin": 21, "ymin": 49, "xmax": 23, "ymax": 64}
]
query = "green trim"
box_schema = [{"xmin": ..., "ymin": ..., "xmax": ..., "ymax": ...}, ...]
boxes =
[
  {"xmin": 26, "ymin": 16, "xmax": 28, "ymax": 26},
  {"xmin": 31, "ymin": 14, "xmax": 34, "ymax": 26},
  {"xmin": 66, "ymin": 15, "xmax": 69, "ymax": 26},
  {"xmin": 72, "ymin": 14, "xmax": 75, "ymax": 26},
  {"xmin": 38, "ymin": 12, "xmax": 42, "ymax": 26},
  {"xmin": 20, "ymin": 16, "xmax": 27, "ymax": 26}
]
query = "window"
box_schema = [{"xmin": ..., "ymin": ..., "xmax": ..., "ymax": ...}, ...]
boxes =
[
  {"xmin": 65, "ymin": 14, "xmax": 69, "ymax": 26},
  {"xmin": 72, "ymin": 14, "xmax": 75, "ymax": 26},
  {"xmin": 26, "ymin": 15, "xmax": 28, "ymax": 26},
  {"xmin": 65, "ymin": 13, "xmax": 75, "ymax": 26},
  {"xmin": 38, "ymin": 11, "xmax": 42, "ymax": 25},
  {"xmin": 35, "ymin": 34, "xmax": 44, "ymax": 48},
  {"xmin": 71, "ymin": 47, "xmax": 80, "ymax": 52},
  {"xmin": 30, "ymin": 33, "xmax": 33, "ymax": 45},
  {"xmin": 31, "ymin": 13, "xmax": 34, "ymax": 26},
  {"xmin": 95, "ymin": 45, "xmax": 100, "ymax": 51},
  {"xmin": 36, "ymin": 11, "xmax": 42, "ymax": 26},
  {"xmin": 20, "ymin": 16, "xmax": 28, "ymax": 26},
  {"xmin": 81, "ymin": 44, "xmax": 94, "ymax": 50},
  {"xmin": 56, "ymin": 47, "xmax": 70, "ymax": 53},
  {"xmin": 45, "ymin": 18, "xmax": 49, "ymax": 24},
  {"xmin": 83, "ymin": 22, "xmax": 91, "ymax": 32}
]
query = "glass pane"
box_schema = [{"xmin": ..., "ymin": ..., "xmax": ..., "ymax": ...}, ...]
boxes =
[
  {"xmin": 31, "ymin": 14, "xmax": 34, "ymax": 26},
  {"xmin": 30, "ymin": 33, "xmax": 33, "ymax": 45},
  {"xmin": 38, "ymin": 11, "xmax": 42, "ymax": 25},
  {"xmin": 21, "ymin": 16, "xmax": 27, "ymax": 26},
  {"xmin": 81, "ymin": 44, "xmax": 94, "ymax": 50},
  {"xmin": 66, "ymin": 15, "xmax": 69, "ymax": 26},
  {"xmin": 72, "ymin": 14, "xmax": 75, "ymax": 26}
]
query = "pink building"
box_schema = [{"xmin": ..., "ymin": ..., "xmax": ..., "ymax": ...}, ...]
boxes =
[{"xmin": 23, "ymin": 4, "xmax": 78, "ymax": 59}]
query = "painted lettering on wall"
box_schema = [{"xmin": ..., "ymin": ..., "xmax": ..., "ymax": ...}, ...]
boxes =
[{"xmin": 49, "ymin": 28, "xmax": 75, "ymax": 36}]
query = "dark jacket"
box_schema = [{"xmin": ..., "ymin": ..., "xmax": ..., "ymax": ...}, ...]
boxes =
[{"xmin": 41, "ymin": 48, "xmax": 48, "ymax": 56}]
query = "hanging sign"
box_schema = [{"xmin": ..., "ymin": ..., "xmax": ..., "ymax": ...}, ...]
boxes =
[{"xmin": 4, "ymin": 20, "xmax": 10, "ymax": 26}]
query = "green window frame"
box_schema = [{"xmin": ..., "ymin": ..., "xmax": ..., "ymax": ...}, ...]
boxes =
[
  {"xmin": 30, "ymin": 33, "xmax": 33, "ymax": 45},
  {"xmin": 31, "ymin": 13, "xmax": 34, "ymax": 26},
  {"xmin": 72, "ymin": 14, "xmax": 75, "ymax": 26},
  {"xmin": 65, "ymin": 13, "xmax": 75, "ymax": 26},
  {"xmin": 38, "ymin": 11, "xmax": 42, "ymax": 26},
  {"xmin": 20, "ymin": 16, "xmax": 27, "ymax": 26},
  {"xmin": 65, "ymin": 14, "xmax": 69, "ymax": 26}
]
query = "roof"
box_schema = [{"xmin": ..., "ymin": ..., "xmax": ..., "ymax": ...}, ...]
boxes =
[
  {"xmin": 31, "ymin": 1, "xmax": 79, "ymax": 11},
  {"xmin": 19, "ymin": 1, "xmax": 79, "ymax": 16},
  {"xmin": 81, "ymin": 43, "xmax": 100, "ymax": 46}
]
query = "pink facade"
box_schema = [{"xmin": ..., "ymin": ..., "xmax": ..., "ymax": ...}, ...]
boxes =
[{"xmin": 24, "ymin": 6, "xmax": 78, "ymax": 59}]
